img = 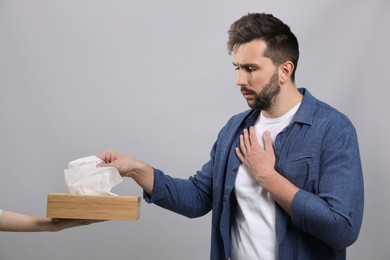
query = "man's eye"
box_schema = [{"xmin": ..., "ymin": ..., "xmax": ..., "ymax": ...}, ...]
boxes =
[{"xmin": 234, "ymin": 66, "xmax": 257, "ymax": 72}]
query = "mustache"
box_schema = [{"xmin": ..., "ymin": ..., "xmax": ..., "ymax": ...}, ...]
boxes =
[{"xmin": 240, "ymin": 86, "xmax": 256, "ymax": 94}]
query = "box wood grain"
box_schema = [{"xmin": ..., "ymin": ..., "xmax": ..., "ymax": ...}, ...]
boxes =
[{"xmin": 46, "ymin": 193, "xmax": 140, "ymax": 221}]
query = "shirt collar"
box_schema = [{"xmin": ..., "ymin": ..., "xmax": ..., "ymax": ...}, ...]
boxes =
[{"xmin": 293, "ymin": 88, "xmax": 315, "ymax": 126}]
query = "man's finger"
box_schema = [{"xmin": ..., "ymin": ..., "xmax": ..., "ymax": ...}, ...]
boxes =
[
  {"xmin": 239, "ymin": 134, "xmax": 247, "ymax": 154},
  {"xmin": 263, "ymin": 131, "xmax": 273, "ymax": 151}
]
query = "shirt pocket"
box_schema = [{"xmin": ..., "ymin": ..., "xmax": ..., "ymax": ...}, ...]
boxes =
[{"xmin": 280, "ymin": 152, "xmax": 318, "ymax": 192}]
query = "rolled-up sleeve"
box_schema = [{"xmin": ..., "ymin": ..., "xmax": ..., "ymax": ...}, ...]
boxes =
[
  {"xmin": 143, "ymin": 161, "xmax": 214, "ymax": 218},
  {"xmin": 291, "ymin": 123, "xmax": 364, "ymax": 249}
]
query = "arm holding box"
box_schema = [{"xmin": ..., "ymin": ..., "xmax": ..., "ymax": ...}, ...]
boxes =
[{"xmin": 0, "ymin": 209, "xmax": 96, "ymax": 232}]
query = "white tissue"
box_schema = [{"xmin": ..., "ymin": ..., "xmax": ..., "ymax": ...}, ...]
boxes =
[{"xmin": 64, "ymin": 156, "xmax": 123, "ymax": 196}]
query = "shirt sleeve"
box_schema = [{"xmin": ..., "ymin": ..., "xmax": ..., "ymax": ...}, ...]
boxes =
[
  {"xmin": 291, "ymin": 121, "xmax": 364, "ymax": 249},
  {"xmin": 143, "ymin": 166, "xmax": 214, "ymax": 218}
]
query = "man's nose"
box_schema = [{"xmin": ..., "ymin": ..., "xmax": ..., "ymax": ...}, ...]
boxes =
[{"xmin": 236, "ymin": 69, "xmax": 248, "ymax": 86}]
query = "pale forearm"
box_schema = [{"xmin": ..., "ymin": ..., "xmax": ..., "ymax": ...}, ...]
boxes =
[
  {"xmin": 258, "ymin": 170, "xmax": 299, "ymax": 216},
  {"xmin": 126, "ymin": 162, "xmax": 155, "ymax": 195},
  {"xmin": 0, "ymin": 211, "xmax": 57, "ymax": 232}
]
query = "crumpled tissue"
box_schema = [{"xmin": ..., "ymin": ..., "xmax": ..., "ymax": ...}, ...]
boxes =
[{"xmin": 64, "ymin": 155, "xmax": 123, "ymax": 196}]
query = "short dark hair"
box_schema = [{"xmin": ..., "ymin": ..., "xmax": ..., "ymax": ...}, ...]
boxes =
[{"xmin": 227, "ymin": 13, "xmax": 299, "ymax": 81}]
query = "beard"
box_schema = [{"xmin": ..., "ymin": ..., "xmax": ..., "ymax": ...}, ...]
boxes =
[{"xmin": 242, "ymin": 70, "xmax": 280, "ymax": 110}]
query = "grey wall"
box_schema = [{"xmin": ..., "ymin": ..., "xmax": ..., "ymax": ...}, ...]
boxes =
[{"xmin": 0, "ymin": 0, "xmax": 388, "ymax": 259}]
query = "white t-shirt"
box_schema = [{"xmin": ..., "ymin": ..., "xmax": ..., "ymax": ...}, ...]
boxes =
[{"xmin": 230, "ymin": 103, "xmax": 300, "ymax": 260}]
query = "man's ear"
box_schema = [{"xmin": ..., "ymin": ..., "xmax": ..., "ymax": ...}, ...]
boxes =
[{"xmin": 279, "ymin": 61, "xmax": 294, "ymax": 84}]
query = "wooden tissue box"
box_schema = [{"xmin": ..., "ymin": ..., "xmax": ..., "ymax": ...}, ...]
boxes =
[{"xmin": 46, "ymin": 193, "xmax": 140, "ymax": 221}]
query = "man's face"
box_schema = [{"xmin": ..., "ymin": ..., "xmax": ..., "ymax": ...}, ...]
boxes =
[{"xmin": 233, "ymin": 39, "xmax": 280, "ymax": 110}]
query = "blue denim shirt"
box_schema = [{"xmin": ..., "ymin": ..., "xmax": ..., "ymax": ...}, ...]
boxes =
[{"xmin": 145, "ymin": 88, "xmax": 364, "ymax": 260}]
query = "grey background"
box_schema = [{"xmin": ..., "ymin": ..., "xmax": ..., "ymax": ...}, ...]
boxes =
[{"xmin": 0, "ymin": 0, "xmax": 388, "ymax": 259}]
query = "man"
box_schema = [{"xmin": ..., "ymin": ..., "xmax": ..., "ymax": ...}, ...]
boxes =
[{"xmin": 98, "ymin": 13, "xmax": 364, "ymax": 259}]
